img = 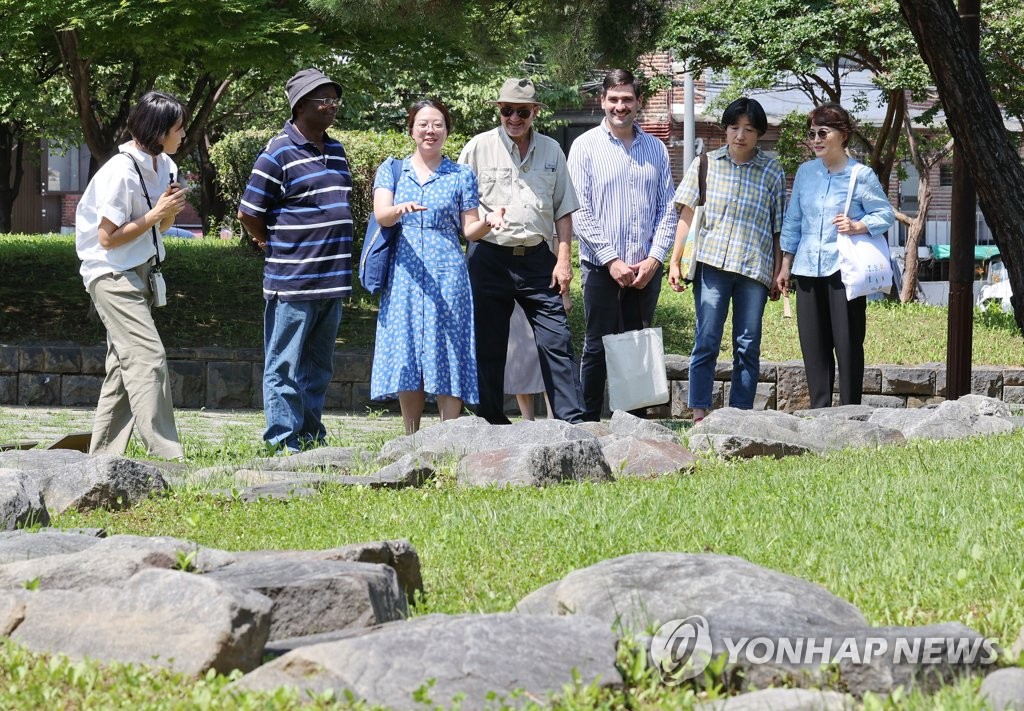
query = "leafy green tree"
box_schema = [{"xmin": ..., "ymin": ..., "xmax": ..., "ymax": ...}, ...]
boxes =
[
  {"xmin": 899, "ymin": 0, "xmax": 1024, "ymax": 330},
  {"xmin": 0, "ymin": 3, "xmax": 77, "ymax": 232}
]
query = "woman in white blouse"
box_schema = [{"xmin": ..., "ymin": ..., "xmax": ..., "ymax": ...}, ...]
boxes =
[{"xmin": 75, "ymin": 92, "xmax": 189, "ymax": 459}]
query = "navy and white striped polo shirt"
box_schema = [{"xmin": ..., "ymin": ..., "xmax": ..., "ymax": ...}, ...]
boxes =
[{"xmin": 239, "ymin": 120, "xmax": 353, "ymax": 301}]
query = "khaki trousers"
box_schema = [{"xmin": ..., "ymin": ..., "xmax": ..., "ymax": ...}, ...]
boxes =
[{"xmin": 87, "ymin": 263, "xmax": 183, "ymax": 459}]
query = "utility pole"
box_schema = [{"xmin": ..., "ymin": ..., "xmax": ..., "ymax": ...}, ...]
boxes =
[{"xmin": 945, "ymin": 0, "xmax": 979, "ymax": 399}]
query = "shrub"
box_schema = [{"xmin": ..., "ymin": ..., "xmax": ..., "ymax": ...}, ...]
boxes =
[{"xmin": 210, "ymin": 128, "xmax": 470, "ymax": 251}]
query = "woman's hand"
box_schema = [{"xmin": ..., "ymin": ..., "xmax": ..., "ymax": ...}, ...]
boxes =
[
  {"xmin": 485, "ymin": 207, "xmax": 506, "ymax": 231},
  {"xmin": 775, "ymin": 262, "xmax": 791, "ymax": 295},
  {"xmin": 668, "ymin": 261, "xmax": 687, "ymax": 292},
  {"xmin": 832, "ymin": 214, "xmax": 864, "ymax": 234},
  {"xmin": 152, "ymin": 185, "xmax": 188, "ymax": 221},
  {"xmin": 394, "ymin": 202, "xmax": 427, "ymax": 218}
]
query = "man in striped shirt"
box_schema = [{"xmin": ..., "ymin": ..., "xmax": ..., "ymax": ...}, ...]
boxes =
[
  {"xmin": 237, "ymin": 68, "xmax": 353, "ymax": 453},
  {"xmin": 567, "ymin": 69, "xmax": 677, "ymax": 420}
]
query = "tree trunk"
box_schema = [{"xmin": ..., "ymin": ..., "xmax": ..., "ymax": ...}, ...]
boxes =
[
  {"xmin": 899, "ymin": 0, "xmax": 1024, "ymax": 332},
  {"xmin": 196, "ymin": 135, "xmax": 226, "ymax": 233},
  {"xmin": 900, "ymin": 175, "xmax": 934, "ymax": 303},
  {"xmin": 0, "ymin": 124, "xmax": 24, "ymax": 234}
]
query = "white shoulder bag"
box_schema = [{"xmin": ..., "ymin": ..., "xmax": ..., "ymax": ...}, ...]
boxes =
[{"xmin": 835, "ymin": 163, "xmax": 893, "ymax": 300}]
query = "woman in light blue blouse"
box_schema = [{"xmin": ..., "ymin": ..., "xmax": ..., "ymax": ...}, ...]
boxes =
[{"xmin": 776, "ymin": 103, "xmax": 895, "ymax": 408}]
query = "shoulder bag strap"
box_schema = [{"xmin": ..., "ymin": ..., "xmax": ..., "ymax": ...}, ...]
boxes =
[
  {"xmin": 843, "ymin": 163, "xmax": 864, "ymax": 217},
  {"xmin": 389, "ymin": 155, "xmax": 402, "ymax": 187},
  {"xmin": 697, "ymin": 152, "xmax": 709, "ymax": 207},
  {"xmin": 120, "ymin": 152, "xmax": 162, "ymax": 268}
]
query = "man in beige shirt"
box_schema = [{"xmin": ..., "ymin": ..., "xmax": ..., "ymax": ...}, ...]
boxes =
[{"xmin": 458, "ymin": 78, "xmax": 585, "ymax": 424}]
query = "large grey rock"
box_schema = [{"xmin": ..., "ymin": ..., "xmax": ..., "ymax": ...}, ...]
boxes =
[
  {"xmin": 607, "ymin": 410, "xmax": 679, "ymax": 442},
  {"xmin": 0, "ymin": 470, "xmax": 49, "ymax": 530},
  {"xmin": 6, "ymin": 568, "xmax": 272, "ymax": 675},
  {"xmin": 231, "ymin": 539, "xmax": 423, "ymax": 605},
  {"xmin": 0, "ymin": 529, "xmax": 101, "ymax": 562},
  {"xmin": 956, "ymin": 394, "xmax": 1013, "ymax": 418},
  {"xmin": 698, "ymin": 689, "xmax": 853, "ymax": 710},
  {"xmin": 245, "ymin": 447, "xmax": 363, "ymax": 472},
  {"xmin": 361, "ymin": 454, "xmax": 435, "ymax": 488},
  {"xmin": 872, "ymin": 400, "xmax": 1014, "ymax": 440},
  {"xmin": 0, "ymin": 449, "xmax": 91, "ymax": 471},
  {"xmin": 827, "ymin": 622, "xmax": 998, "ymax": 696},
  {"xmin": 233, "ymin": 613, "xmax": 622, "ymax": 709},
  {"xmin": 457, "ymin": 439, "xmax": 613, "ymax": 487},
  {"xmin": 981, "ymin": 668, "xmax": 1024, "ymax": 710},
  {"xmin": 28, "ymin": 453, "xmax": 166, "ymax": 515},
  {"xmin": 600, "ymin": 436, "xmax": 697, "ymax": 477},
  {"xmin": 204, "ymin": 558, "xmax": 407, "ymax": 641},
  {"xmin": 688, "ymin": 409, "xmax": 815, "ymax": 459},
  {"xmin": 795, "ymin": 418, "xmax": 906, "ymax": 452},
  {"xmin": 0, "ymin": 534, "xmax": 234, "ymax": 590},
  {"xmin": 793, "ymin": 405, "xmax": 875, "ymax": 421},
  {"xmin": 515, "ymin": 552, "xmax": 865, "ymax": 635},
  {"xmin": 379, "ymin": 417, "xmax": 596, "ymax": 462}
]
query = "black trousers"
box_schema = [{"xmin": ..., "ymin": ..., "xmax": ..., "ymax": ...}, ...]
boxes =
[
  {"xmin": 794, "ymin": 270, "xmax": 867, "ymax": 408},
  {"xmin": 579, "ymin": 260, "xmax": 662, "ymax": 421},
  {"xmin": 467, "ymin": 241, "xmax": 584, "ymax": 424}
]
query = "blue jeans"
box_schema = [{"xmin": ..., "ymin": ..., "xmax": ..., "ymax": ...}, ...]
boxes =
[
  {"xmin": 688, "ymin": 264, "xmax": 768, "ymax": 410},
  {"xmin": 263, "ymin": 297, "xmax": 342, "ymax": 451}
]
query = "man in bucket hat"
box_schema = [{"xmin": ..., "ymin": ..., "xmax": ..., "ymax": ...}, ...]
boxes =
[
  {"xmin": 458, "ymin": 78, "xmax": 585, "ymax": 424},
  {"xmin": 237, "ymin": 68, "xmax": 353, "ymax": 453}
]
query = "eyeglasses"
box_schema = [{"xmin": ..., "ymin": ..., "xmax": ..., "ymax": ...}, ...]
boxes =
[
  {"xmin": 806, "ymin": 128, "xmax": 834, "ymax": 141},
  {"xmin": 499, "ymin": 106, "xmax": 533, "ymax": 119},
  {"xmin": 307, "ymin": 97, "xmax": 341, "ymax": 108}
]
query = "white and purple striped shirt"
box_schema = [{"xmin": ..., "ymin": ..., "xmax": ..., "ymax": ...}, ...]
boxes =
[{"xmin": 567, "ymin": 121, "xmax": 677, "ymax": 266}]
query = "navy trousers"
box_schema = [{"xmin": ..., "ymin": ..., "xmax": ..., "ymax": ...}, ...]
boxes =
[{"xmin": 467, "ymin": 241, "xmax": 585, "ymax": 424}]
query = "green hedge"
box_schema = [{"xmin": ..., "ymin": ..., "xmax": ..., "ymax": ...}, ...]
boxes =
[{"xmin": 210, "ymin": 128, "xmax": 470, "ymax": 248}]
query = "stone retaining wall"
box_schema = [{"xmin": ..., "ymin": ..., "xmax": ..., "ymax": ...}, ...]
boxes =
[{"xmin": 1, "ymin": 344, "xmax": 1021, "ymax": 413}]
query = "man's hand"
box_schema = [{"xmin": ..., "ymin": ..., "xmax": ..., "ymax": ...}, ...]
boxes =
[
  {"xmin": 629, "ymin": 257, "xmax": 661, "ymax": 289},
  {"xmin": 550, "ymin": 257, "xmax": 573, "ymax": 295},
  {"xmin": 607, "ymin": 259, "xmax": 634, "ymax": 288}
]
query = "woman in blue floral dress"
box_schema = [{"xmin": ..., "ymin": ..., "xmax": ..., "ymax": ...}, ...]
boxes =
[{"xmin": 370, "ymin": 99, "xmax": 497, "ymax": 433}]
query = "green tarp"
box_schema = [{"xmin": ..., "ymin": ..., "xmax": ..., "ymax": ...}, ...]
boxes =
[{"xmin": 930, "ymin": 245, "xmax": 1000, "ymax": 261}]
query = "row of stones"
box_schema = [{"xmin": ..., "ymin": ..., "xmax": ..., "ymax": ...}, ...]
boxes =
[{"xmin": 2, "ymin": 345, "xmax": 1023, "ymax": 412}]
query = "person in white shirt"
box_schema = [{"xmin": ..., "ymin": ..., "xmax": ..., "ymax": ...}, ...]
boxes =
[{"xmin": 75, "ymin": 91, "xmax": 189, "ymax": 459}]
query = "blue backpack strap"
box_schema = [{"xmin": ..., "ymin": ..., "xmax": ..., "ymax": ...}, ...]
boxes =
[{"xmin": 390, "ymin": 156, "xmax": 402, "ymax": 192}]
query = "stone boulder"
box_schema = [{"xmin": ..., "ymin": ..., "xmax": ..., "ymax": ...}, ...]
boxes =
[
  {"xmin": 608, "ymin": 410, "xmax": 680, "ymax": 443},
  {"xmin": 0, "ymin": 470, "xmax": 49, "ymax": 530},
  {"xmin": 3, "ymin": 568, "xmax": 272, "ymax": 675},
  {"xmin": 0, "ymin": 534, "xmax": 234, "ymax": 590},
  {"xmin": 600, "ymin": 437, "xmax": 697, "ymax": 477},
  {"xmin": 697, "ymin": 688, "xmax": 853, "ymax": 710},
  {"xmin": 0, "ymin": 529, "xmax": 102, "ymax": 563},
  {"xmin": 0, "ymin": 451, "xmax": 167, "ymax": 515},
  {"xmin": 244, "ymin": 447, "xmax": 363, "ymax": 472},
  {"xmin": 516, "ymin": 552, "xmax": 865, "ymax": 635},
  {"xmin": 233, "ymin": 613, "xmax": 622, "ymax": 709},
  {"xmin": 457, "ymin": 439, "xmax": 613, "ymax": 487},
  {"xmin": 379, "ymin": 417, "xmax": 596, "ymax": 462},
  {"xmin": 688, "ymin": 409, "xmax": 815, "ymax": 459},
  {"xmin": 870, "ymin": 400, "xmax": 1014, "ymax": 440},
  {"xmin": 981, "ymin": 668, "xmax": 1024, "ymax": 711},
  {"xmin": 204, "ymin": 558, "xmax": 407, "ymax": 641},
  {"xmin": 795, "ymin": 417, "xmax": 906, "ymax": 452}
]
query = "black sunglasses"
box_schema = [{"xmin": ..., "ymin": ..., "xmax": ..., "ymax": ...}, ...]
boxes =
[{"xmin": 499, "ymin": 106, "xmax": 533, "ymax": 119}]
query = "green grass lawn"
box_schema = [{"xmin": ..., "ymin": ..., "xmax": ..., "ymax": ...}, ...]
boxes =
[
  {"xmin": 1, "ymin": 405, "xmax": 1011, "ymax": 710},
  {"xmin": 1, "ymin": 234, "xmax": 1021, "ymax": 364}
]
